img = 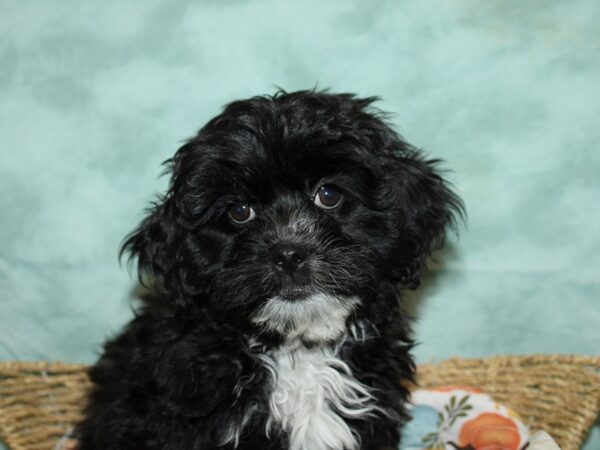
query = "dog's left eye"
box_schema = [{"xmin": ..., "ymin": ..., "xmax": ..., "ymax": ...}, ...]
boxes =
[
  {"xmin": 227, "ymin": 203, "xmax": 256, "ymax": 224},
  {"xmin": 314, "ymin": 185, "xmax": 343, "ymax": 209}
]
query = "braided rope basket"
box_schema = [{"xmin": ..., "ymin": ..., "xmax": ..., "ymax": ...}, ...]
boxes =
[{"xmin": 1, "ymin": 355, "xmax": 599, "ymax": 450}]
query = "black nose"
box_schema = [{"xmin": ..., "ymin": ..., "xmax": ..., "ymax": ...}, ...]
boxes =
[{"xmin": 271, "ymin": 244, "xmax": 307, "ymax": 275}]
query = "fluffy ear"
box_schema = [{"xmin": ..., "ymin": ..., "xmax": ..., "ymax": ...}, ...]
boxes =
[
  {"xmin": 120, "ymin": 138, "xmax": 220, "ymax": 309},
  {"xmin": 380, "ymin": 149, "xmax": 464, "ymax": 289},
  {"xmin": 120, "ymin": 196, "xmax": 180, "ymax": 289}
]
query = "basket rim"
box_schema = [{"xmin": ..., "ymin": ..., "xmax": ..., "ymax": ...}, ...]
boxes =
[
  {"xmin": 416, "ymin": 353, "xmax": 600, "ymax": 370},
  {"xmin": 1, "ymin": 353, "xmax": 599, "ymax": 376}
]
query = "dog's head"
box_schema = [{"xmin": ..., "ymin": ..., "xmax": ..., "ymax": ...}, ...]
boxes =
[{"xmin": 123, "ymin": 91, "xmax": 462, "ymax": 343}]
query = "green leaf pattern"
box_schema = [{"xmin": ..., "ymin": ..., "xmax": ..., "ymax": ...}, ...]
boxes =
[{"xmin": 421, "ymin": 394, "xmax": 473, "ymax": 449}]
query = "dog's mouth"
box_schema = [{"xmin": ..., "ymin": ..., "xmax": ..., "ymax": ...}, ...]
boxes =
[
  {"xmin": 275, "ymin": 270, "xmax": 317, "ymax": 301},
  {"xmin": 278, "ymin": 285, "xmax": 315, "ymax": 301}
]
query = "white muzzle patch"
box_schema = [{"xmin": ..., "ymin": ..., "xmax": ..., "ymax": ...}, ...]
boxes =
[{"xmin": 252, "ymin": 293, "xmax": 359, "ymax": 343}]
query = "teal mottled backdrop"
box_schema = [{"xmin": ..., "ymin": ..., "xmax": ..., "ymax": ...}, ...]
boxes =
[{"xmin": 1, "ymin": 0, "xmax": 599, "ymax": 448}]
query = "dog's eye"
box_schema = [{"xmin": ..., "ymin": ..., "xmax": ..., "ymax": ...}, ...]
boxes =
[
  {"xmin": 314, "ymin": 185, "xmax": 342, "ymax": 209},
  {"xmin": 227, "ymin": 203, "xmax": 256, "ymax": 224}
]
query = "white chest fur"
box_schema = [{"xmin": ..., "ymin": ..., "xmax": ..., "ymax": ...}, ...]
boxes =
[{"xmin": 262, "ymin": 344, "xmax": 377, "ymax": 450}]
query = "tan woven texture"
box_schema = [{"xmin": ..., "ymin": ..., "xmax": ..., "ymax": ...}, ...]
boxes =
[{"xmin": 1, "ymin": 355, "xmax": 599, "ymax": 450}]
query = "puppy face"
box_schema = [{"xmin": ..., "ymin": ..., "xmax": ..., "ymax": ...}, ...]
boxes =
[{"xmin": 123, "ymin": 91, "xmax": 461, "ymax": 342}]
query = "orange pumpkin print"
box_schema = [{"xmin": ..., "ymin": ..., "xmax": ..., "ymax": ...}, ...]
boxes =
[{"xmin": 458, "ymin": 413, "xmax": 521, "ymax": 450}]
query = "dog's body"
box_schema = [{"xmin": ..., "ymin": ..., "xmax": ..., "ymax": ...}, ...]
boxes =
[{"xmin": 78, "ymin": 91, "xmax": 461, "ymax": 450}]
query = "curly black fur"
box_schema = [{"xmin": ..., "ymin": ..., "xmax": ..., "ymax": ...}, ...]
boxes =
[{"xmin": 77, "ymin": 90, "xmax": 463, "ymax": 450}]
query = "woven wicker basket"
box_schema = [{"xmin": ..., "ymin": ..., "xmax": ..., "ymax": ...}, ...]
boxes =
[{"xmin": 1, "ymin": 355, "xmax": 599, "ymax": 450}]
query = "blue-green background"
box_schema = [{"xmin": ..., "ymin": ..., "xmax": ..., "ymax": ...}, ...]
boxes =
[{"xmin": 1, "ymin": 1, "xmax": 599, "ymax": 448}]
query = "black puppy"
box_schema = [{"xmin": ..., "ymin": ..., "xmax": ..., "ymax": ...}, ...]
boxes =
[{"xmin": 78, "ymin": 90, "xmax": 462, "ymax": 450}]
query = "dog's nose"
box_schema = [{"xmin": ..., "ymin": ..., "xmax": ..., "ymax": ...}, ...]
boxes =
[{"xmin": 271, "ymin": 244, "xmax": 307, "ymax": 275}]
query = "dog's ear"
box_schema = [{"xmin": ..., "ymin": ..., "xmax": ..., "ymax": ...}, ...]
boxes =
[
  {"xmin": 379, "ymin": 148, "xmax": 464, "ymax": 289},
  {"xmin": 120, "ymin": 142, "xmax": 218, "ymax": 309},
  {"xmin": 120, "ymin": 195, "xmax": 181, "ymax": 292}
]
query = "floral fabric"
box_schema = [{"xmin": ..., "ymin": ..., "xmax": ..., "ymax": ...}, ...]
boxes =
[{"xmin": 401, "ymin": 386, "xmax": 530, "ymax": 450}]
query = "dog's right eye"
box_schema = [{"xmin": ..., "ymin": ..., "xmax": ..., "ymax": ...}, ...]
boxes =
[
  {"xmin": 227, "ymin": 203, "xmax": 256, "ymax": 224},
  {"xmin": 314, "ymin": 185, "xmax": 343, "ymax": 209}
]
